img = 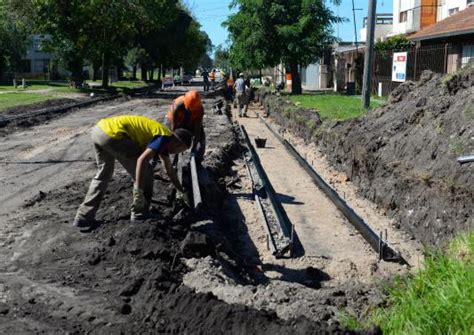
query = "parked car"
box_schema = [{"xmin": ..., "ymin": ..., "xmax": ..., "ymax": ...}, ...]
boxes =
[
  {"xmin": 162, "ymin": 76, "xmax": 174, "ymax": 89},
  {"xmin": 182, "ymin": 74, "xmax": 193, "ymax": 84}
]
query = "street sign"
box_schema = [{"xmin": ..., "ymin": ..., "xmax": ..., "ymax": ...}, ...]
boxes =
[{"xmin": 392, "ymin": 52, "xmax": 407, "ymax": 82}]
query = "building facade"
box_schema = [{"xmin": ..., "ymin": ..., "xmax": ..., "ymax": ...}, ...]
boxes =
[
  {"xmin": 392, "ymin": 0, "xmax": 438, "ymax": 35},
  {"xmin": 360, "ymin": 13, "xmax": 393, "ymax": 42},
  {"xmin": 24, "ymin": 35, "xmax": 52, "ymax": 75}
]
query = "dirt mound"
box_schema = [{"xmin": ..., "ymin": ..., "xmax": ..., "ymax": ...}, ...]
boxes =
[
  {"xmin": 0, "ymin": 111, "xmax": 374, "ymax": 333},
  {"xmin": 257, "ymin": 89, "xmax": 322, "ymax": 142},
  {"xmin": 319, "ymin": 70, "xmax": 473, "ymax": 246}
]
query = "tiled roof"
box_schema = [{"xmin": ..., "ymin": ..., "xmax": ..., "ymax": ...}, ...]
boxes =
[{"xmin": 409, "ymin": 6, "xmax": 474, "ymax": 41}]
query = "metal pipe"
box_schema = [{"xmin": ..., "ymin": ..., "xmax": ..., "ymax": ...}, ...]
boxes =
[
  {"xmin": 258, "ymin": 115, "xmax": 407, "ymax": 264},
  {"xmin": 190, "ymin": 154, "xmax": 202, "ymax": 209},
  {"xmin": 239, "ymin": 124, "xmax": 292, "ymax": 257},
  {"xmin": 255, "ymin": 194, "xmax": 277, "ymax": 255},
  {"xmin": 240, "ymin": 125, "xmax": 292, "ymax": 239},
  {"xmin": 457, "ymin": 155, "xmax": 474, "ymax": 165}
]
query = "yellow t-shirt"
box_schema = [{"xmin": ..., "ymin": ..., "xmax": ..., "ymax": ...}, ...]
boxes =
[{"xmin": 97, "ymin": 115, "xmax": 171, "ymax": 150}]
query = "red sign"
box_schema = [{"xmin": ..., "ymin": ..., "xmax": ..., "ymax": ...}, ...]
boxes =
[{"xmin": 397, "ymin": 55, "xmax": 406, "ymax": 62}]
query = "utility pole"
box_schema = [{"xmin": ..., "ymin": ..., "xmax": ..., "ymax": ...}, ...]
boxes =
[
  {"xmin": 352, "ymin": 0, "xmax": 359, "ymax": 53},
  {"xmin": 362, "ymin": 0, "xmax": 377, "ymax": 109}
]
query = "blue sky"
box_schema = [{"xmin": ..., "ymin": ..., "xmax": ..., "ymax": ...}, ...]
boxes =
[{"xmin": 188, "ymin": 0, "xmax": 394, "ymax": 49}]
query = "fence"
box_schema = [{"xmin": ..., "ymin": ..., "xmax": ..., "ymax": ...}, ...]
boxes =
[{"xmin": 372, "ymin": 43, "xmax": 459, "ymax": 96}]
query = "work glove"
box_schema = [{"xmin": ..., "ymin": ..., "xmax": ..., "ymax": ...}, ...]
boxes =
[
  {"xmin": 132, "ymin": 187, "xmax": 148, "ymax": 214},
  {"xmin": 176, "ymin": 189, "xmax": 192, "ymax": 208}
]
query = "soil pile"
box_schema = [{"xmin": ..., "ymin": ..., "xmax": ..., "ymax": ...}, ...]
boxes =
[
  {"xmin": 257, "ymin": 89, "xmax": 322, "ymax": 142},
  {"xmin": 0, "ymin": 112, "xmax": 368, "ymax": 333},
  {"xmin": 319, "ymin": 70, "xmax": 473, "ymax": 246}
]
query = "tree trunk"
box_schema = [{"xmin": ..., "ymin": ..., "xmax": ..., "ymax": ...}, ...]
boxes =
[
  {"xmin": 259, "ymin": 69, "xmax": 263, "ymax": 84},
  {"xmin": 69, "ymin": 58, "xmax": 83, "ymax": 88},
  {"xmin": 132, "ymin": 65, "xmax": 137, "ymax": 80},
  {"xmin": 92, "ymin": 62, "xmax": 100, "ymax": 81},
  {"xmin": 117, "ymin": 64, "xmax": 124, "ymax": 80},
  {"xmin": 289, "ymin": 62, "xmax": 302, "ymax": 95},
  {"xmin": 141, "ymin": 65, "xmax": 147, "ymax": 81},
  {"xmin": 101, "ymin": 52, "xmax": 109, "ymax": 89},
  {"xmin": 157, "ymin": 65, "xmax": 162, "ymax": 81},
  {"xmin": 149, "ymin": 68, "xmax": 154, "ymax": 81}
]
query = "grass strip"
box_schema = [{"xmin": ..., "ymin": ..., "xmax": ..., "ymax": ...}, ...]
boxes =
[
  {"xmin": 341, "ymin": 231, "xmax": 474, "ymax": 334},
  {"xmin": 0, "ymin": 93, "xmax": 60, "ymax": 112},
  {"xmin": 289, "ymin": 94, "xmax": 382, "ymax": 121}
]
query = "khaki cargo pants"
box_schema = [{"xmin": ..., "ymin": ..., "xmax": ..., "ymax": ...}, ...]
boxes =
[
  {"xmin": 236, "ymin": 92, "xmax": 248, "ymax": 117},
  {"xmin": 75, "ymin": 126, "xmax": 154, "ymax": 221}
]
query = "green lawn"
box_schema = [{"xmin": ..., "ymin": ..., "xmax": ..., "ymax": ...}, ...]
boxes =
[
  {"xmin": 289, "ymin": 94, "xmax": 382, "ymax": 121},
  {"xmin": 341, "ymin": 231, "xmax": 474, "ymax": 334},
  {"xmin": 0, "ymin": 80, "xmax": 69, "ymax": 92},
  {"xmin": 0, "ymin": 80, "xmax": 148, "ymax": 93},
  {"xmin": 0, "ymin": 80, "xmax": 148, "ymax": 112},
  {"xmin": 0, "ymin": 93, "xmax": 60, "ymax": 112}
]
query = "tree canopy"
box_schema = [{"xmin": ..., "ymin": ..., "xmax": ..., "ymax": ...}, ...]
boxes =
[
  {"xmin": 225, "ymin": 0, "xmax": 341, "ymax": 94},
  {"xmin": 0, "ymin": 1, "xmax": 29, "ymax": 76},
  {"xmin": 4, "ymin": 0, "xmax": 209, "ymax": 86}
]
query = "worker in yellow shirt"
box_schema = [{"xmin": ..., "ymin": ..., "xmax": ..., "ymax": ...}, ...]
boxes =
[{"xmin": 73, "ymin": 115, "xmax": 192, "ymax": 227}]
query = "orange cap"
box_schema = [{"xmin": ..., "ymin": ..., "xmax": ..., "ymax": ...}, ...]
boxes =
[{"xmin": 183, "ymin": 90, "xmax": 202, "ymax": 114}]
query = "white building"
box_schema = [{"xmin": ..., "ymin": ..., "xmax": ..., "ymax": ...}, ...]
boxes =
[
  {"xmin": 437, "ymin": 0, "xmax": 472, "ymax": 21},
  {"xmin": 391, "ymin": 0, "xmax": 437, "ymax": 35},
  {"xmin": 360, "ymin": 14, "xmax": 393, "ymax": 42},
  {"xmin": 391, "ymin": 0, "xmax": 473, "ymax": 36}
]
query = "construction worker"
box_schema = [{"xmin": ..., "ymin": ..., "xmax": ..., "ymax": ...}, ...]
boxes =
[
  {"xmin": 73, "ymin": 115, "xmax": 192, "ymax": 227},
  {"xmin": 234, "ymin": 73, "xmax": 248, "ymax": 117},
  {"xmin": 165, "ymin": 90, "xmax": 206, "ymax": 164},
  {"xmin": 225, "ymin": 74, "xmax": 234, "ymax": 102},
  {"xmin": 202, "ymin": 69, "xmax": 209, "ymax": 91},
  {"xmin": 209, "ymin": 69, "xmax": 216, "ymax": 90}
]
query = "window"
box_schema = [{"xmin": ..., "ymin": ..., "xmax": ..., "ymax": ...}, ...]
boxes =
[
  {"xmin": 448, "ymin": 7, "xmax": 459, "ymax": 16},
  {"xmin": 399, "ymin": 10, "xmax": 408, "ymax": 23},
  {"xmin": 462, "ymin": 44, "xmax": 474, "ymax": 67}
]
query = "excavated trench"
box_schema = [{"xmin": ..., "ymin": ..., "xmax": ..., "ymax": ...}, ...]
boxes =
[
  {"xmin": 0, "ymin": 86, "xmax": 424, "ymax": 333},
  {"xmin": 0, "ymin": 90, "xmax": 375, "ymax": 333}
]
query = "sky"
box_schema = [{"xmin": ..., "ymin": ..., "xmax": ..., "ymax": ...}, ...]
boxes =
[{"xmin": 187, "ymin": 0, "xmax": 394, "ymax": 49}]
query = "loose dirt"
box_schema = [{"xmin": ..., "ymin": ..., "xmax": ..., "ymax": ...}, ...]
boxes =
[
  {"xmin": 319, "ymin": 70, "xmax": 474, "ymax": 246},
  {"xmin": 0, "ymin": 89, "xmax": 372, "ymax": 333},
  {"xmin": 181, "ymin": 103, "xmax": 421, "ymax": 326}
]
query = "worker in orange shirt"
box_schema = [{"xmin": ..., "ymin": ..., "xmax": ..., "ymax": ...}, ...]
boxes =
[
  {"xmin": 165, "ymin": 90, "xmax": 206, "ymax": 163},
  {"xmin": 226, "ymin": 74, "xmax": 234, "ymax": 102}
]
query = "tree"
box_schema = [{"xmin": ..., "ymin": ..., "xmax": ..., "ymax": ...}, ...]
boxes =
[
  {"xmin": 226, "ymin": 0, "xmax": 341, "ymax": 94},
  {"xmin": 375, "ymin": 35, "xmax": 411, "ymax": 54},
  {"xmin": 0, "ymin": 2, "xmax": 29, "ymax": 78},
  {"xmin": 7, "ymin": 0, "xmax": 209, "ymax": 86},
  {"xmin": 214, "ymin": 45, "xmax": 230, "ymax": 71}
]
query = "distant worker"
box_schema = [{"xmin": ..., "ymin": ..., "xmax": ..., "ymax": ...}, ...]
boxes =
[
  {"xmin": 225, "ymin": 74, "xmax": 234, "ymax": 102},
  {"xmin": 234, "ymin": 73, "xmax": 248, "ymax": 117},
  {"xmin": 165, "ymin": 90, "xmax": 206, "ymax": 163},
  {"xmin": 73, "ymin": 115, "xmax": 192, "ymax": 228},
  {"xmin": 209, "ymin": 69, "xmax": 216, "ymax": 90},
  {"xmin": 202, "ymin": 69, "xmax": 209, "ymax": 92}
]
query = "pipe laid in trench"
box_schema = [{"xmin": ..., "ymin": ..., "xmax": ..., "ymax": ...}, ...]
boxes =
[
  {"xmin": 258, "ymin": 115, "xmax": 407, "ymax": 264},
  {"xmin": 190, "ymin": 154, "xmax": 202, "ymax": 209},
  {"xmin": 239, "ymin": 124, "xmax": 292, "ymax": 257}
]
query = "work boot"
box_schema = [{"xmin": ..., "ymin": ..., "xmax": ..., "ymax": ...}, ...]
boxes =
[
  {"xmin": 73, "ymin": 216, "xmax": 94, "ymax": 228},
  {"xmin": 130, "ymin": 211, "xmax": 161, "ymax": 223}
]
